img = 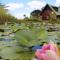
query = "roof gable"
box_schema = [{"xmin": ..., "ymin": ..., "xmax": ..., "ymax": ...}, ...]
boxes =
[
  {"xmin": 52, "ymin": 6, "xmax": 58, "ymax": 12},
  {"xmin": 40, "ymin": 4, "xmax": 58, "ymax": 15}
]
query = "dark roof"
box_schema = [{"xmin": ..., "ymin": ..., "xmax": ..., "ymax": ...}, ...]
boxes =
[
  {"xmin": 31, "ymin": 10, "xmax": 41, "ymax": 16},
  {"xmin": 40, "ymin": 4, "xmax": 59, "ymax": 15},
  {"xmin": 52, "ymin": 6, "xmax": 58, "ymax": 12}
]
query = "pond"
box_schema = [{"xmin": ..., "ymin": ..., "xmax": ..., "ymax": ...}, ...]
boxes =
[
  {"xmin": 0, "ymin": 36, "xmax": 34, "ymax": 60},
  {"xmin": 0, "ymin": 23, "xmax": 60, "ymax": 60}
]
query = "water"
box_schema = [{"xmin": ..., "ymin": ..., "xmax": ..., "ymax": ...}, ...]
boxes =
[
  {"xmin": 0, "ymin": 35, "xmax": 34, "ymax": 60},
  {"xmin": 0, "ymin": 24, "xmax": 60, "ymax": 60}
]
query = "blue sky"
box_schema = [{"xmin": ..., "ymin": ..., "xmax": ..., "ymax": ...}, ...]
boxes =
[{"xmin": 0, "ymin": 0, "xmax": 60, "ymax": 19}]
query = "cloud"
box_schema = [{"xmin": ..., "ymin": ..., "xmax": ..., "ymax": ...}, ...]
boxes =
[
  {"xmin": 6, "ymin": 3, "xmax": 24, "ymax": 10},
  {"xmin": 55, "ymin": 0, "xmax": 60, "ymax": 6},
  {"xmin": 13, "ymin": 12, "xmax": 30, "ymax": 19},
  {"xmin": 5, "ymin": 1, "xmax": 46, "ymax": 19},
  {"xmin": 27, "ymin": 0, "xmax": 46, "ymax": 10},
  {"xmin": 13, "ymin": 13, "xmax": 24, "ymax": 19}
]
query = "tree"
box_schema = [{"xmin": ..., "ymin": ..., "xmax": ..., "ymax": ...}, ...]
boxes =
[
  {"xmin": 0, "ymin": 3, "xmax": 17, "ymax": 24},
  {"xmin": 0, "ymin": 3, "xmax": 8, "ymax": 24},
  {"xmin": 0, "ymin": 3, "xmax": 8, "ymax": 14}
]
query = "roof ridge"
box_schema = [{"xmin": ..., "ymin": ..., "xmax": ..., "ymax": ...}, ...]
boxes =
[{"xmin": 47, "ymin": 4, "xmax": 58, "ymax": 14}]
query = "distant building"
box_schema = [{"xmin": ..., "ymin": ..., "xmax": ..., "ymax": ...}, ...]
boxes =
[{"xmin": 40, "ymin": 4, "xmax": 60, "ymax": 20}]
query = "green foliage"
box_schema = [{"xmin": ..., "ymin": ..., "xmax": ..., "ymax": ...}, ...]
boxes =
[
  {"xmin": 0, "ymin": 3, "xmax": 17, "ymax": 24},
  {"xmin": 14, "ymin": 24, "xmax": 48, "ymax": 47},
  {"xmin": 15, "ymin": 30, "xmax": 37, "ymax": 46},
  {"xmin": 0, "ymin": 3, "xmax": 8, "ymax": 14}
]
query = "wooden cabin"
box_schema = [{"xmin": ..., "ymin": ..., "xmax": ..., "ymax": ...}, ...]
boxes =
[{"xmin": 40, "ymin": 4, "xmax": 60, "ymax": 20}]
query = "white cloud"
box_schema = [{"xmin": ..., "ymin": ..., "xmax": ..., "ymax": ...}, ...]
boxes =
[
  {"xmin": 5, "ymin": 1, "xmax": 46, "ymax": 19},
  {"xmin": 14, "ymin": 13, "xmax": 30, "ymax": 19},
  {"xmin": 6, "ymin": 3, "xmax": 24, "ymax": 10},
  {"xmin": 14, "ymin": 13, "xmax": 24, "ymax": 19},
  {"xmin": 55, "ymin": 0, "xmax": 60, "ymax": 6},
  {"xmin": 27, "ymin": 0, "xmax": 46, "ymax": 10}
]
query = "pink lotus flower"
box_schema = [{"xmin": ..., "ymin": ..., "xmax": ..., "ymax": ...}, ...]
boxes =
[{"xmin": 35, "ymin": 44, "xmax": 60, "ymax": 60}]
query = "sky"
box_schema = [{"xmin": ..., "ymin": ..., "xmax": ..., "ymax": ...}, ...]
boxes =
[{"xmin": 0, "ymin": 0, "xmax": 60, "ymax": 19}]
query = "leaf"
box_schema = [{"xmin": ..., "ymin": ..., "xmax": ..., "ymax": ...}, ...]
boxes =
[{"xmin": 14, "ymin": 25, "xmax": 48, "ymax": 47}]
